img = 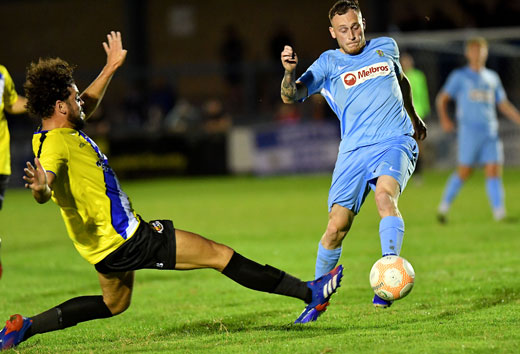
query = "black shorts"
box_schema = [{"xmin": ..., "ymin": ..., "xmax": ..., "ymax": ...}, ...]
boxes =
[
  {"xmin": 0, "ymin": 174, "xmax": 9, "ymax": 210},
  {"xmin": 95, "ymin": 217, "xmax": 177, "ymax": 274}
]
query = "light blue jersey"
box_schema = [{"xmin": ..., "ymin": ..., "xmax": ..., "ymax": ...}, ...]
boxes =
[
  {"xmin": 298, "ymin": 37, "xmax": 414, "ymax": 153},
  {"xmin": 442, "ymin": 66, "xmax": 506, "ymax": 136},
  {"xmin": 442, "ymin": 66, "xmax": 506, "ymax": 165}
]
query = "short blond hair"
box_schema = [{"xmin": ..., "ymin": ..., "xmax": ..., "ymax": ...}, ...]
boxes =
[
  {"xmin": 465, "ymin": 37, "xmax": 488, "ymax": 49},
  {"xmin": 329, "ymin": 0, "xmax": 361, "ymax": 22}
]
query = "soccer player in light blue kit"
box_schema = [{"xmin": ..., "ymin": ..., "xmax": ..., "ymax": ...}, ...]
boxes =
[
  {"xmin": 280, "ymin": 0, "xmax": 427, "ymax": 318},
  {"xmin": 436, "ymin": 37, "xmax": 520, "ymax": 223}
]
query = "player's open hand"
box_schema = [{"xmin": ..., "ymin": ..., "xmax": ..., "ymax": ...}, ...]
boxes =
[
  {"xmin": 23, "ymin": 157, "xmax": 48, "ymax": 193},
  {"xmin": 281, "ymin": 45, "xmax": 298, "ymax": 72},
  {"xmin": 103, "ymin": 31, "xmax": 127, "ymax": 70},
  {"xmin": 414, "ymin": 117, "xmax": 428, "ymax": 140}
]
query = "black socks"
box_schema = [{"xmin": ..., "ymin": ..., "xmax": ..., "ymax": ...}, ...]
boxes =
[
  {"xmin": 222, "ymin": 252, "xmax": 312, "ymax": 303},
  {"xmin": 24, "ymin": 296, "xmax": 112, "ymax": 340}
]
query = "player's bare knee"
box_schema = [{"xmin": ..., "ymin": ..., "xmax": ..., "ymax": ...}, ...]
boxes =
[
  {"xmin": 457, "ymin": 167, "xmax": 473, "ymax": 180},
  {"xmin": 209, "ymin": 242, "xmax": 234, "ymax": 271},
  {"xmin": 374, "ymin": 189, "xmax": 393, "ymax": 206},
  {"xmin": 484, "ymin": 164, "xmax": 501, "ymax": 178},
  {"xmin": 375, "ymin": 191, "xmax": 399, "ymax": 216},
  {"xmin": 104, "ymin": 296, "xmax": 131, "ymax": 316},
  {"xmin": 324, "ymin": 223, "xmax": 347, "ymax": 247}
]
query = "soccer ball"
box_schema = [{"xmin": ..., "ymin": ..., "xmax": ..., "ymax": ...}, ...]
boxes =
[{"xmin": 369, "ymin": 255, "xmax": 415, "ymax": 301}]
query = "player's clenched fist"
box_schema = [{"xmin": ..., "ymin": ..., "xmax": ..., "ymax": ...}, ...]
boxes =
[{"xmin": 281, "ymin": 45, "xmax": 298, "ymax": 72}]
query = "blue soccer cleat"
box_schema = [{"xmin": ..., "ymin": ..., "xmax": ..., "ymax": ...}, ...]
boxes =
[
  {"xmin": 372, "ymin": 294, "xmax": 393, "ymax": 308},
  {"xmin": 294, "ymin": 265, "xmax": 343, "ymax": 324},
  {"xmin": 0, "ymin": 314, "xmax": 32, "ymax": 350}
]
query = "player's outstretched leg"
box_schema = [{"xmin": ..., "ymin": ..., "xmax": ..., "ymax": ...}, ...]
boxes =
[
  {"xmin": 294, "ymin": 265, "xmax": 343, "ymax": 324},
  {"xmin": 0, "ymin": 314, "xmax": 33, "ymax": 350},
  {"xmin": 176, "ymin": 229, "xmax": 343, "ymax": 322}
]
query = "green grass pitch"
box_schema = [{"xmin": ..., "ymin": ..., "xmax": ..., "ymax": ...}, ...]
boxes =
[{"xmin": 0, "ymin": 169, "xmax": 519, "ymax": 353}]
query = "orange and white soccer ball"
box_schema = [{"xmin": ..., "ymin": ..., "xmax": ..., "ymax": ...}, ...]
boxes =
[{"xmin": 369, "ymin": 255, "xmax": 415, "ymax": 301}]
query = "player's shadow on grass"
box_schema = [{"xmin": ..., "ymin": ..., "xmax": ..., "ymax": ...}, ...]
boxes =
[
  {"xmin": 152, "ymin": 309, "xmax": 344, "ymax": 339},
  {"xmin": 502, "ymin": 216, "xmax": 519, "ymax": 224},
  {"xmin": 428, "ymin": 286, "xmax": 519, "ymax": 321},
  {"xmin": 471, "ymin": 286, "xmax": 518, "ymax": 310}
]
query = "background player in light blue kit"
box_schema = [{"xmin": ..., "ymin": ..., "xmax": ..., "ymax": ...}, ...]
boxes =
[
  {"xmin": 436, "ymin": 37, "xmax": 520, "ymax": 223},
  {"xmin": 280, "ymin": 0, "xmax": 427, "ymax": 316}
]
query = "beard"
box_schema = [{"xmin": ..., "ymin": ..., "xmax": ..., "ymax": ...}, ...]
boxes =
[
  {"xmin": 66, "ymin": 103, "xmax": 86, "ymax": 130},
  {"xmin": 68, "ymin": 111, "xmax": 85, "ymax": 130}
]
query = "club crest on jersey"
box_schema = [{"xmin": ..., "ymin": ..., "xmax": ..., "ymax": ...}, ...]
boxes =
[
  {"xmin": 151, "ymin": 221, "xmax": 164, "ymax": 233},
  {"xmin": 341, "ymin": 62, "xmax": 390, "ymax": 89},
  {"xmin": 376, "ymin": 50, "xmax": 384, "ymax": 57},
  {"xmin": 96, "ymin": 159, "xmax": 110, "ymax": 172}
]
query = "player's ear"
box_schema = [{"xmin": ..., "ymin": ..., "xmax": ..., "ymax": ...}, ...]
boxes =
[
  {"xmin": 56, "ymin": 100, "xmax": 67, "ymax": 115},
  {"xmin": 362, "ymin": 18, "xmax": 366, "ymax": 31},
  {"xmin": 329, "ymin": 26, "xmax": 337, "ymax": 39}
]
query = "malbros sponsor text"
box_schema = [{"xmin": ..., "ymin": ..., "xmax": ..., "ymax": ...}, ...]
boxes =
[{"xmin": 340, "ymin": 62, "xmax": 390, "ymax": 89}]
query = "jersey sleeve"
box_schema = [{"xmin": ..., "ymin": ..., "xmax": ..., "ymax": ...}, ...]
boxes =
[
  {"xmin": 386, "ymin": 38, "xmax": 403, "ymax": 76},
  {"xmin": 494, "ymin": 73, "xmax": 507, "ymax": 104},
  {"xmin": 1, "ymin": 67, "xmax": 19, "ymax": 107},
  {"xmin": 297, "ymin": 53, "xmax": 329, "ymax": 100},
  {"xmin": 441, "ymin": 71, "xmax": 461, "ymax": 98},
  {"xmin": 34, "ymin": 134, "xmax": 69, "ymax": 177}
]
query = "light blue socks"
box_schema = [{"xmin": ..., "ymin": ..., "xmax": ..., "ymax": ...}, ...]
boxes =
[
  {"xmin": 486, "ymin": 177, "xmax": 506, "ymax": 220},
  {"xmin": 379, "ymin": 216, "xmax": 404, "ymax": 256},
  {"xmin": 439, "ymin": 174, "xmax": 464, "ymax": 213},
  {"xmin": 485, "ymin": 177, "xmax": 504, "ymax": 210},
  {"xmin": 315, "ymin": 242, "xmax": 342, "ymax": 278}
]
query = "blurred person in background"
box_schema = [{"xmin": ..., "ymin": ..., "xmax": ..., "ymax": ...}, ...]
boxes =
[
  {"xmin": 280, "ymin": 0, "xmax": 426, "ymax": 315},
  {"xmin": 0, "ymin": 65, "xmax": 27, "ymax": 211},
  {"xmin": 0, "ymin": 32, "xmax": 344, "ymax": 350},
  {"xmin": 436, "ymin": 37, "xmax": 520, "ymax": 223},
  {"xmin": 219, "ymin": 25, "xmax": 245, "ymax": 114},
  {"xmin": 401, "ymin": 52, "xmax": 430, "ymax": 183},
  {"xmin": 146, "ymin": 77, "xmax": 177, "ymax": 134},
  {"xmin": 0, "ymin": 65, "xmax": 27, "ymax": 280},
  {"xmin": 202, "ymin": 98, "xmax": 232, "ymax": 134}
]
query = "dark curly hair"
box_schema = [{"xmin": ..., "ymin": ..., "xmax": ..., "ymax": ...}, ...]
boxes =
[
  {"xmin": 329, "ymin": 0, "xmax": 361, "ymax": 22},
  {"xmin": 24, "ymin": 58, "xmax": 75, "ymax": 119}
]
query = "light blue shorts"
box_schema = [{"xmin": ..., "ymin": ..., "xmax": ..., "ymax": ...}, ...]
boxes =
[
  {"xmin": 328, "ymin": 135, "xmax": 418, "ymax": 214},
  {"xmin": 458, "ymin": 129, "xmax": 503, "ymax": 166}
]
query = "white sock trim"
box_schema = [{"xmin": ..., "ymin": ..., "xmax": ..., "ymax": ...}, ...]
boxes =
[{"xmin": 438, "ymin": 202, "xmax": 450, "ymax": 214}]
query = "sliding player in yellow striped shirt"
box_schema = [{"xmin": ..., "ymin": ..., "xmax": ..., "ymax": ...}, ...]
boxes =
[{"xmin": 0, "ymin": 32, "xmax": 343, "ymax": 350}]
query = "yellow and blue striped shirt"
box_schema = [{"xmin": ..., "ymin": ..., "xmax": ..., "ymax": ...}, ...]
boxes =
[
  {"xmin": 32, "ymin": 128, "xmax": 140, "ymax": 264},
  {"xmin": 0, "ymin": 65, "xmax": 19, "ymax": 175}
]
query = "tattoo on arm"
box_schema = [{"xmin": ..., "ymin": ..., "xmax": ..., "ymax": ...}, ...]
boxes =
[{"xmin": 281, "ymin": 70, "xmax": 297, "ymax": 101}]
